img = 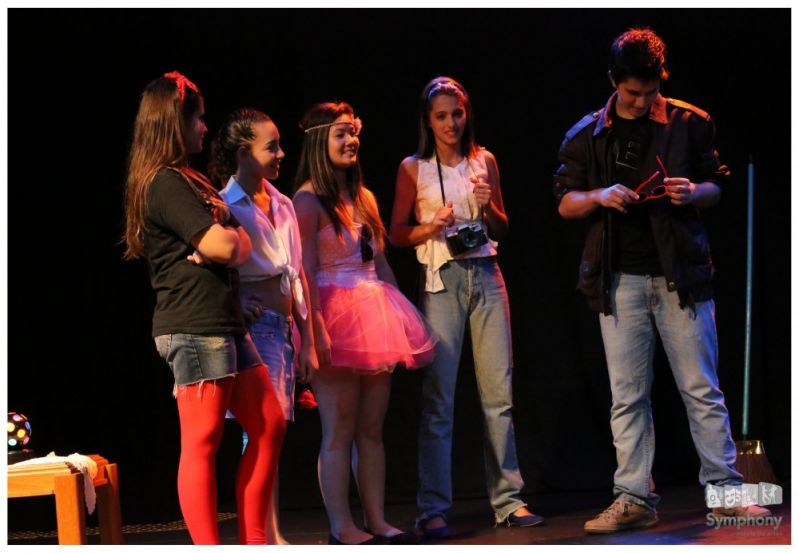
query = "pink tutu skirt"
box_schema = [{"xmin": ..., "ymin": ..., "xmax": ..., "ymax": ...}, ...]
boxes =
[{"xmin": 318, "ymin": 277, "xmax": 437, "ymax": 373}]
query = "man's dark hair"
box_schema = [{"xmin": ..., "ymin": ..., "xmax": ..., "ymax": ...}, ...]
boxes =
[{"xmin": 609, "ymin": 27, "xmax": 670, "ymax": 83}]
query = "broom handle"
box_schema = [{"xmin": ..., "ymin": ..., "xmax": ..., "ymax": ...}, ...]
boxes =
[{"xmin": 742, "ymin": 156, "xmax": 754, "ymax": 439}]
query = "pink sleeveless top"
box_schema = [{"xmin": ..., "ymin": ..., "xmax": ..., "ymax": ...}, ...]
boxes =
[{"xmin": 316, "ymin": 222, "xmax": 378, "ymax": 287}]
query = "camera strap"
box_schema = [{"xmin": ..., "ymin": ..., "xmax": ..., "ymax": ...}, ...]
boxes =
[
  {"xmin": 434, "ymin": 150, "xmax": 484, "ymax": 223},
  {"xmin": 434, "ymin": 150, "xmax": 448, "ymax": 205}
]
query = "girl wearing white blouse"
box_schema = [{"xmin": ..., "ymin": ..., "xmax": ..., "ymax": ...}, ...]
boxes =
[{"xmin": 390, "ymin": 76, "xmax": 543, "ymax": 537}]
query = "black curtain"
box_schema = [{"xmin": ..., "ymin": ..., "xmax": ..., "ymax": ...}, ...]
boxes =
[{"xmin": 8, "ymin": 8, "xmax": 790, "ymax": 526}]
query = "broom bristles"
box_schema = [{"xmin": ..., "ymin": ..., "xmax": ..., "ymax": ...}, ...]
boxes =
[{"xmin": 735, "ymin": 439, "xmax": 777, "ymax": 484}]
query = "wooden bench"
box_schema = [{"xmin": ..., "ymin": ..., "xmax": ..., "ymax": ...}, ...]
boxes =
[{"xmin": 8, "ymin": 454, "xmax": 123, "ymax": 544}]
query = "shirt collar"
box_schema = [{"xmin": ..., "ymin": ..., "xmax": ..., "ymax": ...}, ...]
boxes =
[
  {"xmin": 220, "ymin": 177, "xmax": 250, "ymax": 205},
  {"xmin": 221, "ymin": 176, "xmax": 290, "ymax": 212},
  {"xmin": 595, "ymin": 92, "xmax": 668, "ymax": 136}
]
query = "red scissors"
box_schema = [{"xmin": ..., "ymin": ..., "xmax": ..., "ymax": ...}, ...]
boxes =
[{"xmin": 632, "ymin": 155, "xmax": 669, "ymax": 203}]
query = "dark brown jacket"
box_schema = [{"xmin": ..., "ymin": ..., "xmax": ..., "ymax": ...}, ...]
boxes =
[{"xmin": 553, "ymin": 93, "xmax": 730, "ymax": 314}]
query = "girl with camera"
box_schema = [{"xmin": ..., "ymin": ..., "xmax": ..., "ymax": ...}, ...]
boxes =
[
  {"xmin": 389, "ymin": 76, "xmax": 543, "ymax": 536},
  {"xmin": 293, "ymin": 101, "xmax": 436, "ymax": 545}
]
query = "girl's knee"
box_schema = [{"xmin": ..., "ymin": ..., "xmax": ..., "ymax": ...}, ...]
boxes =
[
  {"xmin": 322, "ymin": 426, "xmax": 357, "ymax": 451},
  {"xmin": 355, "ymin": 423, "xmax": 384, "ymax": 445}
]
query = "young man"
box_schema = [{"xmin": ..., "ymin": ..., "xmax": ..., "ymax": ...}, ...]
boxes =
[{"xmin": 553, "ymin": 27, "xmax": 771, "ymax": 534}]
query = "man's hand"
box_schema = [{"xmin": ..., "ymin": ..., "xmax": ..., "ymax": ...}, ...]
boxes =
[
  {"xmin": 597, "ymin": 184, "xmax": 639, "ymax": 213},
  {"xmin": 664, "ymin": 177, "xmax": 696, "ymax": 206}
]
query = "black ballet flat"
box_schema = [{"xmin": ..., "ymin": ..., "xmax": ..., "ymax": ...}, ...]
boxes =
[
  {"xmin": 329, "ymin": 533, "xmax": 389, "ymax": 545},
  {"xmin": 364, "ymin": 527, "xmax": 421, "ymax": 545}
]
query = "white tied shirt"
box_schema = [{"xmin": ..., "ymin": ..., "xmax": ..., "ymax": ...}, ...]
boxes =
[
  {"xmin": 220, "ymin": 177, "xmax": 307, "ymax": 320},
  {"xmin": 414, "ymin": 149, "xmax": 498, "ymax": 292}
]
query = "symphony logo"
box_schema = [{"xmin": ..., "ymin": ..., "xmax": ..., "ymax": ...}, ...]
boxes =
[
  {"xmin": 705, "ymin": 483, "xmax": 782, "ymax": 509},
  {"xmin": 705, "ymin": 483, "xmax": 783, "ymax": 530}
]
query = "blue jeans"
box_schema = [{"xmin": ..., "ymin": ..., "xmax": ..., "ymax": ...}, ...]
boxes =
[
  {"xmin": 417, "ymin": 257, "xmax": 526, "ymax": 524},
  {"xmin": 599, "ymin": 273, "xmax": 742, "ymax": 510},
  {"xmin": 250, "ymin": 308, "xmax": 295, "ymax": 421}
]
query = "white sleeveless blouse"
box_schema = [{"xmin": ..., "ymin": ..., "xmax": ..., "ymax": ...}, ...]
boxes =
[{"xmin": 414, "ymin": 148, "xmax": 498, "ymax": 292}]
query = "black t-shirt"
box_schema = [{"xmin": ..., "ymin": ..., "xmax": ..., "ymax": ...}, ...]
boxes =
[
  {"xmin": 611, "ymin": 113, "xmax": 663, "ymax": 276},
  {"xmin": 143, "ymin": 168, "xmax": 245, "ymax": 337}
]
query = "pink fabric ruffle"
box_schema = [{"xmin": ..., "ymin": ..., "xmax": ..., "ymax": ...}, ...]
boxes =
[{"xmin": 318, "ymin": 280, "xmax": 437, "ymax": 373}]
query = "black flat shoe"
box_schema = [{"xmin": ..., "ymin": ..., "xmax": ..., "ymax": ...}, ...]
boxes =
[
  {"xmin": 329, "ymin": 533, "xmax": 389, "ymax": 545},
  {"xmin": 385, "ymin": 532, "xmax": 421, "ymax": 545},
  {"xmin": 504, "ymin": 511, "xmax": 545, "ymax": 527},
  {"xmin": 364, "ymin": 527, "xmax": 421, "ymax": 545},
  {"xmin": 416, "ymin": 517, "xmax": 452, "ymax": 539}
]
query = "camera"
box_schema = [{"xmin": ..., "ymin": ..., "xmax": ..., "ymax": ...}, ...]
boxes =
[{"xmin": 445, "ymin": 222, "xmax": 488, "ymax": 256}]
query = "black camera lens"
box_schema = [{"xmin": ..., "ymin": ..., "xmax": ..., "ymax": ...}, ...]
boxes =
[{"xmin": 462, "ymin": 229, "xmax": 477, "ymax": 248}]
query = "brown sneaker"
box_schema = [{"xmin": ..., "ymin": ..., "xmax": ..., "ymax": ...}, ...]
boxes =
[
  {"xmin": 584, "ymin": 499, "xmax": 658, "ymax": 534},
  {"xmin": 711, "ymin": 504, "xmax": 773, "ymax": 519}
]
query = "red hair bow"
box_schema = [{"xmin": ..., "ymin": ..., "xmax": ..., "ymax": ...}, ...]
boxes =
[{"xmin": 163, "ymin": 71, "xmax": 199, "ymax": 102}]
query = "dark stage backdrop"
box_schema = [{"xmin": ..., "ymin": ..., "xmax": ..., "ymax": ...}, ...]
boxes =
[{"xmin": 8, "ymin": 8, "xmax": 790, "ymax": 528}]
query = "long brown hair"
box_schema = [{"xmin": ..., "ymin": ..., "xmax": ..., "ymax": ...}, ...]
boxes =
[
  {"xmin": 123, "ymin": 71, "xmax": 227, "ymax": 259},
  {"xmin": 294, "ymin": 102, "xmax": 385, "ymax": 250}
]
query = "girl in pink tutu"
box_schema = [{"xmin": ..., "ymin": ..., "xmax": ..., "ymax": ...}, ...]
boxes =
[{"xmin": 293, "ymin": 102, "xmax": 436, "ymax": 545}]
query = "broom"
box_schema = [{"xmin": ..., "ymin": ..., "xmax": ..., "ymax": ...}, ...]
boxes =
[{"xmin": 734, "ymin": 156, "xmax": 776, "ymax": 484}]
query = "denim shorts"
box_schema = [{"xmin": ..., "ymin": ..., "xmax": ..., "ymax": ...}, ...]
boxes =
[{"xmin": 154, "ymin": 332, "xmax": 262, "ymax": 387}]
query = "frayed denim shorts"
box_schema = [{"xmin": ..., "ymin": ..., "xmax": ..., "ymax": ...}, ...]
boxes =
[{"xmin": 154, "ymin": 332, "xmax": 262, "ymax": 388}]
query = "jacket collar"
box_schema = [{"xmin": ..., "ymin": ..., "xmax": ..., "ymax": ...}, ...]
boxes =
[{"xmin": 594, "ymin": 92, "xmax": 668, "ymax": 136}]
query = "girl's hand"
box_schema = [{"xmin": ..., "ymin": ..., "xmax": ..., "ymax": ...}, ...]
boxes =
[
  {"xmin": 432, "ymin": 200, "xmax": 455, "ymax": 229},
  {"xmin": 240, "ymin": 294, "xmax": 264, "ymax": 325},
  {"xmin": 297, "ymin": 342, "xmax": 319, "ymax": 383},
  {"xmin": 187, "ymin": 250, "xmax": 211, "ymax": 266},
  {"xmin": 471, "ymin": 177, "xmax": 492, "ymax": 207},
  {"xmin": 313, "ymin": 312, "xmax": 333, "ymax": 368}
]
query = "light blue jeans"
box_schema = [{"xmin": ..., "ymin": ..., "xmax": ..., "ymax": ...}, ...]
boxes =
[
  {"xmin": 249, "ymin": 308, "xmax": 295, "ymax": 422},
  {"xmin": 599, "ymin": 273, "xmax": 742, "ymax": 511},
  {"xmin": 417, "ymin": 257, "xmax": 526, "ymax": 524}
]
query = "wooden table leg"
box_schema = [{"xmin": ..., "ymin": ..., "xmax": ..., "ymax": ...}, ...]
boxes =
[
  {"xmin": 53, "ymin": 473, "xmax": 87, "ymax": 545},
  {"xmin": 97, "ymin": 463, "xmax": 124, "ymax": 544}
]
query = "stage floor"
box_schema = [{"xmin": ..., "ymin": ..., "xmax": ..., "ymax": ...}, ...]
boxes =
[{"xmin": 8, "ymin": 484, "xmax": 790, "ymax": 546}]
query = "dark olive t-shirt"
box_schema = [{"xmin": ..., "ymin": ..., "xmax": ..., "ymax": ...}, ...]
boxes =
[
  {"xmin": 611, "ymin": 114, "xmax": 663, "ymax": 276},
  {"xmin": 144, "ymin": 168, "xmax": 245, "ymax": 337}
]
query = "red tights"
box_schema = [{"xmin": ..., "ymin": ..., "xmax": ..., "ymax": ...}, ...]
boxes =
[{"xmin": 176, "ymin": 364, "xmax": 286, "ymax": 544}]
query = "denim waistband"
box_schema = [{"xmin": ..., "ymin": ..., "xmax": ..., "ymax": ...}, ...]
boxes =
[
  {"xmin": 253, "ymin": 307, "xmax": 292, "ymax": 333},
  {"xmin": 450, "ymin": 256, "xmax": 497, "ymax": 268}
]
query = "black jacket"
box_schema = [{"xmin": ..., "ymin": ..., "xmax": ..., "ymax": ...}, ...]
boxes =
[{"xmin": 553, "ymin": 93, "xmax": 730, "ymax": 314}]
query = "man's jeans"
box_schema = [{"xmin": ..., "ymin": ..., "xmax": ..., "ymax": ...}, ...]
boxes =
[
  {"xmin": 417, "ymin": 258, "xmax": 526, "ymax": 524},
  {"xmin": 599, "ymin": 273, "xmax": 742, "ymax": 510}
]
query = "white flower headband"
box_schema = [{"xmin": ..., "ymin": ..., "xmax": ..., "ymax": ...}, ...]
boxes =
[{"xmin": 303, "ymin": 117, "xmax": 363, "ymax": 136}]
